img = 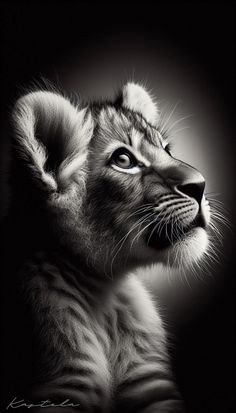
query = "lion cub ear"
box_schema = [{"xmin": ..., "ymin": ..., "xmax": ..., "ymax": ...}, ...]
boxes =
[
  {"xmin": 12, "ymin": 91, "xmax": 94, "ymax": 193},
  {"xmin": 119, "ymin": 82, "xmax": 159, "ymax": 124}
]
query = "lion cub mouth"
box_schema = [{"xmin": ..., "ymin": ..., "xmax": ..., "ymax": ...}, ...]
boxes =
[{"xmin": 147, "ymin": 212, "xmax": 207, "ymax": 250}]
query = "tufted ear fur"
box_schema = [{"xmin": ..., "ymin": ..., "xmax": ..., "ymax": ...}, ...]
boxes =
[
  {"xmin": 12, "ymin": 91, "xmax": 94, "ymax": 193},
  {"xmin": 120, "ymin": 82, "xmax": 159, "ymax": 124}
]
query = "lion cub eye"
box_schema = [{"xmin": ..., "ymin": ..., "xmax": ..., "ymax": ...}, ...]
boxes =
[{"xmin": 111, "ymin": 148, "xmax": 137, "ymax": 169}]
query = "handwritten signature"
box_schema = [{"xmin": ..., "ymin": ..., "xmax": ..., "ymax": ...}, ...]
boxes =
[{"xmin": 6, "ymin": 397, "xmax": 80, "ymax": 409}]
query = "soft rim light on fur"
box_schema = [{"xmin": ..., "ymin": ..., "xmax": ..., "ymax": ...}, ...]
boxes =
[{"xmin": 13, "ymin": 91, "xmax": 94, "ymax": 192}]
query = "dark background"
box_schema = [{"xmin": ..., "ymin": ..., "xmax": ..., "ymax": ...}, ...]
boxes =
[{"xmin": 0, "ymin": 1, "xmax": 235, "ymax": 412}]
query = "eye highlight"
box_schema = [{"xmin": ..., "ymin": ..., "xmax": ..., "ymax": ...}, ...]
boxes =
[{"xmin": 110, "ymin": 148, "xmax": 137, "ymax": 169}]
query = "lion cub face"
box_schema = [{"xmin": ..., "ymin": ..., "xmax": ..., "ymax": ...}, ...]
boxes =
[{"xmin": 13, "ymin": 83, "xmax": 211, "ymax": 274}]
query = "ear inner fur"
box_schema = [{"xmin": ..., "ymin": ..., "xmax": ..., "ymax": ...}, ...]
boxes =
[{"xmin": 12, "ymin": 91, "xmax": 94, "ymax": 192}]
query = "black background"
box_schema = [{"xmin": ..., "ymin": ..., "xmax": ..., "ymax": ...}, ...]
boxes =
[{"xmin": 0, "ymin": 1, "xmax": 235, "ymax": 412}]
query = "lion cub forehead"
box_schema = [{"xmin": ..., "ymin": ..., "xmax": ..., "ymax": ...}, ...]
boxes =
[
  {"xmin": 98, "ymin": 106, "xmax": 131, "ymax": 130},
  {"xmin": 97, "ymin": 106, "xmax": 163, "ymax": 149}
]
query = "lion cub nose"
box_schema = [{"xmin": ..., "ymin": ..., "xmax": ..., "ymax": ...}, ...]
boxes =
[{"xmin": 177, "ymin": 181, "xmax": 205, "ymax": 205}]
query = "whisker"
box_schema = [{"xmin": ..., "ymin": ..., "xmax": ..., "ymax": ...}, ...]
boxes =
[
  {"xmin": 123, "ymin": 205, "xmax": 154, "ymax": 221},
  {"xmin": 130, "ymin": 212, "xmax": 158, "ymax": 250},
  {"xmin": 164, "ymin": 115, "xmax": 193, "ymax": 134},
  {"xmin": 110, "ymin": 212, "xmax": 154, "ymax": 275},
  {"xmin": 159, "ymin": 101, "xmax": 181, "ymax": 134},
  {"xmin": 170, "ymin": 126, "xmax": 190, "ymax": 136},
  {"xmin": 146, "ymin": 210, "xmax": 169, "ymax": 245}
]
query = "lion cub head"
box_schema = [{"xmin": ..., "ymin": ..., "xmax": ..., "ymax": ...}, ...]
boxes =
[{"xmin": 12, "ymin": 83, "xmax": 211, "ymax": 276}]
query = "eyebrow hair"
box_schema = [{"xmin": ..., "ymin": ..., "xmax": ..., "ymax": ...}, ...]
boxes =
[
  {"xmin": 135, "ymin": 124, "xmax": 162, "ymax": 149},
  {"xmin": 116, "ymin": 117, "xmax": 161, "ymax": 150},
  {"xmin": 144, "ymin": 130, "xmax": 159, "ymax": 147},
  {"xmin": 102, "ymin": 106, "xmax": 164, "ymax": 149},
  {"xmin": 127, "ymin": 132, "xmax": 132, "ymax": 147},
  {"xmin": 127, "ymin": 110, "xmax": 163, "ymax": 148}
]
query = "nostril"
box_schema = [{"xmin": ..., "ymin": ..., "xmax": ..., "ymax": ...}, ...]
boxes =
[{"xmin": 177, "ymin": 181, "xmax": 205, "ymax": 205}]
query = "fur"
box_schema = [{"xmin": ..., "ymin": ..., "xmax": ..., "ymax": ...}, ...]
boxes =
[{"xmin": 9, "ymin": 82, "xmax": 212, "ymax": 412}]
